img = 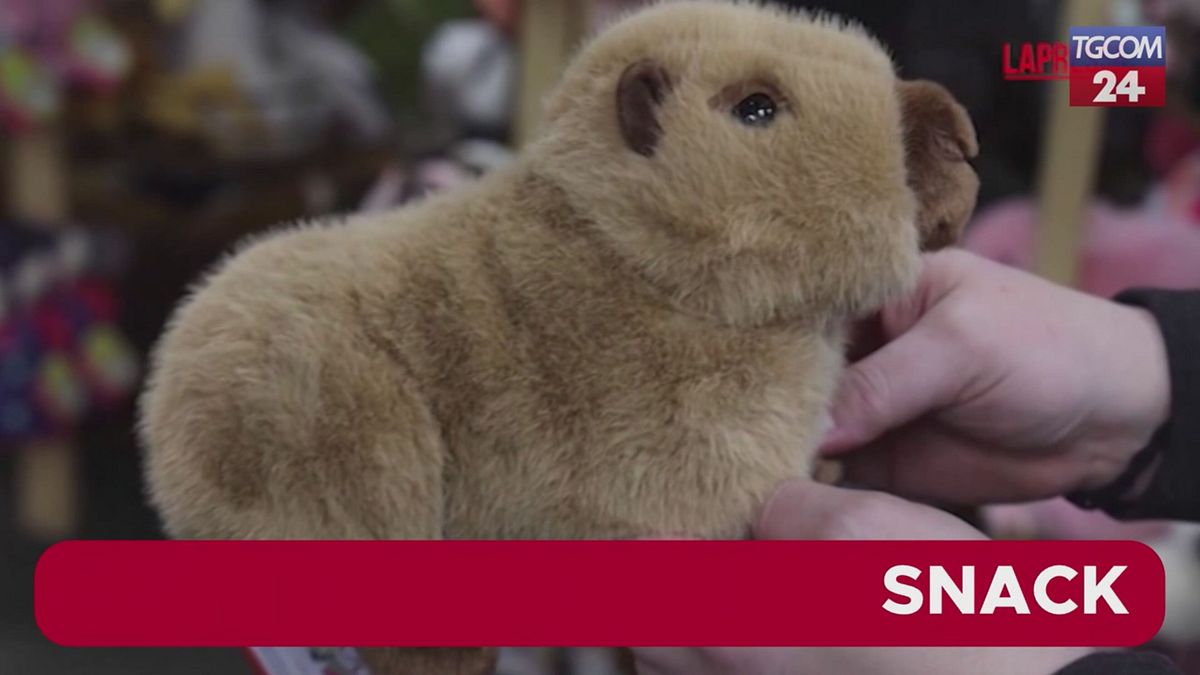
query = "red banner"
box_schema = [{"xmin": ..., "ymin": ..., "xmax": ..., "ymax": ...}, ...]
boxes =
[{"xmin": 35, "ymin": 540, "xmax": 1164, "ymax": 647}]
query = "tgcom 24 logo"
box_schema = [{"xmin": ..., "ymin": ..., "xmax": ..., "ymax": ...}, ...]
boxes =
[{"xmin": 1003, "ymin": 26, "xmax": 1166, "ymax": 107}]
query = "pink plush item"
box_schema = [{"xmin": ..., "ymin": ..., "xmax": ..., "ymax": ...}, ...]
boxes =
[
  {"xmin": 1146, "ymin": 113, "xmax": 1200, "ymax": 179},
  {"xmin": 965, "ymin": 198, "xmax": 1200, "ymax": 296},
  {"xmin": 474, "ymin": 0, "xmax": 518, "ymax": 34},
  {"xmin": 0, "ymin": 0, "xmax": 82, "ymax": 37}
]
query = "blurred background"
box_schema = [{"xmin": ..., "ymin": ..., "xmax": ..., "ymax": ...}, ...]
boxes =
[{"xmin": 1, "ymin": 0, "xmax": 1198, "ymax": 673}]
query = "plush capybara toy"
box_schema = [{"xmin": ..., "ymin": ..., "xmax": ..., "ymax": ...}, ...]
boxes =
[{"xmin": 139, "ymin": 2, "xmax": 978, "ymax": 673}]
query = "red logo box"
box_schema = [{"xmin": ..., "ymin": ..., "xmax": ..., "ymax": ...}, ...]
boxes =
[{"xmin": 1069, "ymin": 65, "xmax": 1165, "ymax": 107}]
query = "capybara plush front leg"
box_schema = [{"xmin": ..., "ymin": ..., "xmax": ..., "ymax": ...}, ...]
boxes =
[
  {"xmin": 359, "ymin": 647, "xmax": 497, "ymax": 675},
  {"xmin": 812, "ymin": 458, "xmax": 845, "ymax": 485}
]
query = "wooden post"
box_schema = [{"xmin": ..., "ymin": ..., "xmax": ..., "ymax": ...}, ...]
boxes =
[
  {"xmin": 1032, "ymin": 0, "xmax": 1114, "ymax": 285},
  {"xmin": 6, "ymin": 126, "xmax": 80, "ymax": 539},
  {"xmin": 6, "ymin": 127, "xmax": 70, "ymax": 225},
  {"xmin": 513, "ymin": 0, "xmax": 589, "ymax": 148}
]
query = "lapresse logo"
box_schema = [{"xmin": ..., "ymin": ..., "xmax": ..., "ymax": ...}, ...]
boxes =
[{"xmin": 1002, "ymin": 26, "xmax": 1165, "ymax": 107}]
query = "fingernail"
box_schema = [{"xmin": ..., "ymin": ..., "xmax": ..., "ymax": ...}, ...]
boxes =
[
  {"xmin": 819, "ymin": 425, "xmax": 852, "ymax": 455},
  {"xmin": 818, "ymin": 410, "xmax": 834, "ymax": 437},
  {"xmin": 817, "ymin": 410, "xmax": 845, "ymax": 453},
  {"xmin": 753, "ymin": 479, "xmax": 803, "ymax": 537}
]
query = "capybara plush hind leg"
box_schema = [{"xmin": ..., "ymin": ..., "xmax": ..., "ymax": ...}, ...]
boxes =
[{"xmin": 137, "ymin": 252, "xmax": 477, "ymax": 673}]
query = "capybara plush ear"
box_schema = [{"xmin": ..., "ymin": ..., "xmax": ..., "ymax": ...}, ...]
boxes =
[
  {"xmin": 616, "ymin": 58, "xmax": 674, "ymax": 157},
  {"xmin": 898, "ymin": 80, "xmax": 980, "ymax": 250}
]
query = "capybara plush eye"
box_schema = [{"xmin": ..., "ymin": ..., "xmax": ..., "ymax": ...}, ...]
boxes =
[{"xmin": 733, "ymin": 92, "xmax": 777, "ymax": 126}]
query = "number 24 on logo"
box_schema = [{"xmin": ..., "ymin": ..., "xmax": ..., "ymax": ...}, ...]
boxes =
[{"xmin": 1092, "ymin": 69, "xmax": 1146, "ymax": 103}]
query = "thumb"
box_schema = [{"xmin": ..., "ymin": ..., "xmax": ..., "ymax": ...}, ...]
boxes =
[
  {"xmin": 754, "ymin": 479, "xmax": 988, "ymax": 542},
  {"xmin": 821, "ymin": 321, "xmax": 964, "ymax": 455},
  {"xmin": 753, "ymin": 480, "xmax": 883, "ymax": 540}
]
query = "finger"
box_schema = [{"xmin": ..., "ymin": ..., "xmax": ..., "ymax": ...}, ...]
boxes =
[
  {"xmin": 753, "ymin": 480, "xmax": 874, "ymax": 540},
  {"xmin": 843, "ymin": 425, "xmax": 1081, "ymax": 505},
  {"xmin": 753, "ymin": 479, "xmax": 927, "ymax": 540},
  {"xmin": 822, "ymin": 250, "xmax": 973, "ymax": 453},
  {"xmin": 876, "ymin": 248, "xmax": 972, "ymax": 339},
  {"xmin": 753, "ymin": 478, "xmax": 986, "ymax": 541},
  {"xmin": 821, "ymin": 323, "xmax": 967, "ymax": 454}
]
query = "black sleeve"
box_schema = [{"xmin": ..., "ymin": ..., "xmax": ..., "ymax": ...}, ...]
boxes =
[
  {"xmin": 1054, "ymin": 652, "xmax": 1181, "ymax": 675},
  {"xmin": 1070, "ymin": 289, "xmax": 1200, "ymax": 521}
]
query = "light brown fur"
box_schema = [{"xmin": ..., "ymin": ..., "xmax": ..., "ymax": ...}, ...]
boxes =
[{"xmin": 139, "ymin": 2, "xmax": 977, "ymax": 673}]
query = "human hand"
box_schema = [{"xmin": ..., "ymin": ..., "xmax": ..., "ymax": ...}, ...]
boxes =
[
  {"xmin": 634, "ymin": 480, "xmax": 1090, "ymax": 675},
  {"xmin": 822, "ymin": 249, "xmax": 1170, "ymax": 505}
]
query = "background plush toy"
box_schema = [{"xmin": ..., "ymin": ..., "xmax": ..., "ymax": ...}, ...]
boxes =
[{"xmin": 139, "ymin": 3, "xmax": 978, "ymax": 674}]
